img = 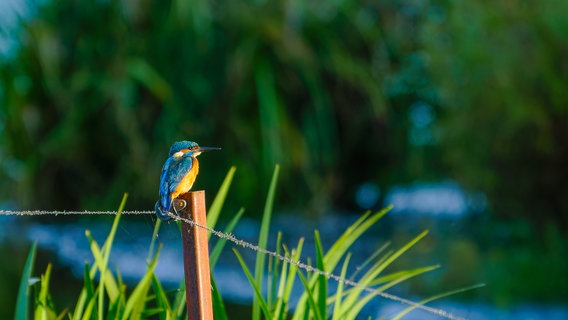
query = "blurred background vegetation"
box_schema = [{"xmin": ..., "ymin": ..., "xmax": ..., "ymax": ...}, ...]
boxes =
[{"xmin": 1, "ymin": 0, "xmax": 567, "ymax": 315}]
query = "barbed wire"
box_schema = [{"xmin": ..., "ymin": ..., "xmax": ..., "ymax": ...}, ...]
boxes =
[
  {"xmin": 0, "ymin": 209, "xmax": 465, "ymax": 320},
  {"xmin": 0, "ymin": 210, "xmax": 153, "ymax": 216}
]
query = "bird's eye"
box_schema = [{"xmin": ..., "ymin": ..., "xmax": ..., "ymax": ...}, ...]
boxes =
[{"xmin": 190, "ymin": 145, "xmax": 199, "ymax": 151}]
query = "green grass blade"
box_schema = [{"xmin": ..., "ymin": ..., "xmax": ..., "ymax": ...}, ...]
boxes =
[
  {"xmin": 233, "ymin": 249, "xmax": 272, "ymax": 319},
  {"xmin": 98, "ymin": 193, "xmax": 128, "ymax": 318},
  {"xmin": 392, "ymin": 284, "xmax": 486, "ymax": 320},
  {"xmin": 349, "ymin": 241, "xmax": 391, "ymax": 281},
  {"xmin": 141, "ymin": 308, "xmax": 167, "ymax": 318},
  {"xmin": 271, "ymin": 298, "xmax": 286, "ymax": 320},
  {"xmin": 341, "ymin": 230, "xmax": 429, "ymax": 317},
  {"xmin": 281, "ymin": 239, "xmax": 305, "ymax": 316},
  {"xmin": 15, "ymin": 241, "xmax": 36, "ymax": 320},
  {"xmin": 209, "ymin": 207, "xmax": 245, "ymax": 268},
  {"xmin": 171, "ymin": 280, "xmax": 186, "ymax": 319},
  {"xmin": 347, "ymin": 265, "xmax": 441, "ymax": 317},
  {"xmin": 107, "ymin": 293, "xmax": 125, "ymax": 320},
  {"xmin": 253, "ymin": 164, "xmax": 279, "ymax": 320},
  {"xmin": 331, "ymin": 253, "xmax": 351, "ymax": 320},
  {"xmin": 85, "ymin": 230, "xmax": 119, "ymax": 301},
  {"xmin": 294, "ymin": 206, "xmax": 391, "ymax": 319},
  {"xmin": 83, "ymin": 263, "xmax": 95, "ymax": 298},
  {"xmin": 362, "ymin": 231, "xmax": 429, "ymax": 286},
  {"xmin": 211, "ymin": 275, "xmax": 228, "ymax": 320},
  {"xmin": 314, "ymin": 231, "xmax": 327, "ymax": 319},
  {"xmin": 80, "ymin": 289, "xmax": 98, "ymax": 320},
  {"xmin": 272, "ymin": 241, "xmax": 289, "ymax": 320},
  {"xmin": 122, "ymin": 245, "xmax": 162, "ymax": 320},
  {"xmin": 373, "ymin": 265, "xmax": 441, "ymax": 289},
  {"xmin": 325, "ymin": 206, "xmax": 392, "ymax": 270},
  {"xmin": 72, "ymin": 263, "xmax": 94, "ymax": 319},
  {"xmin": 147, "ymin": 222, "xmax": 165, "ymax": 318},
  {"xmin": 55, "ymin": 311, "xmax": 66, "ymax": 320},
  {"xmin": 207, "ymin": 166, "xmax": 237, "ymax": 234},
  {"xmin": 267, "ymin": 232, "xmax": 283, "ymax": 309},
  {"xmin": 151, "ymin": 274, "xmax": 170, "ymax": 320},
  {"xmin": 296, "ymin": 270, "xmax": 323, "ymax": 320},
  {"xmin": 272, "ymin": 239, "xmax": 305, "ymax": 319},
  {"xmin": 35, "ymin": 263, "xmax": 55, "ymax": 320},
  {"xmin": 147, "ymin": 219, "xmax": 162, "ymax": 265}
]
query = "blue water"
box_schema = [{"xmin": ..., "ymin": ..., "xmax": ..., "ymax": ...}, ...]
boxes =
[{"xmin": 1, "ymin": 212, "xmax": 566, "ymax": 320}]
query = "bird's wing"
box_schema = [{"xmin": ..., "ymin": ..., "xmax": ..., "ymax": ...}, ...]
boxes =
[{"xmin": 159, "ymin": 155, "xmax": 194, "ymax": 210}]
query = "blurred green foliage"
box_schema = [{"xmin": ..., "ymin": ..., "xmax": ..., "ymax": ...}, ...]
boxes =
[
  {"xmin": 422, "ymin": 0, "xmax": 568, "ymax": 232},
  {"xmin": 0, "ymin": 0, "xmax": 403, "ymax": 212},
  {"xmin": 2, "ymin": 0, "xmax": 566, "ymax": 228}
]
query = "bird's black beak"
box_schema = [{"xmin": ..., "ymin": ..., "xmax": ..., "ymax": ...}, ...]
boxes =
[{"xmin": 197, "ymin": 146, "xmax": 221, "ymax": 152}]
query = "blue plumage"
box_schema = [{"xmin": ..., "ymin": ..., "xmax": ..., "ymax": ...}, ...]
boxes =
[
  {"xmin": 159, "ymin": 155, "xmax": 195, "ymax": 210},
  {"xmin": 155, "ymin": 140, "xmax": 220, "ymax": 220}
]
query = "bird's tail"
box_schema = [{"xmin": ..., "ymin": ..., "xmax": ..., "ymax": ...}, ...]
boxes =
[{"xmin": 155, "ymin": 201, "xmax": 172, "ymax": 221}]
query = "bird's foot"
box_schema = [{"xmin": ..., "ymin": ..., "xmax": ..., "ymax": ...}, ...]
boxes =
[
  {"xmin": 155, "ymin": 201, "xmax": 172, "ymax": 221},
  {"xmin": 173, "ymin": 199, "xmax": 187, "ymax": 211}
]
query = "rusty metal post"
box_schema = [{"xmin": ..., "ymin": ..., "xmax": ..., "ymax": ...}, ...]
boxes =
[{"xmin": 176, "ymin": 191, "xmax": 213, "ymax": 320}]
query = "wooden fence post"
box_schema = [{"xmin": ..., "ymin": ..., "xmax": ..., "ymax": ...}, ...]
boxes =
[{"xmin": 177, "ymin": 191, "xmax": 213, "ymax": 320}]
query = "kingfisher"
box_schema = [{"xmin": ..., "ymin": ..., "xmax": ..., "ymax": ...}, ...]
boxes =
[{"xmin": 155, "ymin": 141, "xmax": 220, "ymax": 220}]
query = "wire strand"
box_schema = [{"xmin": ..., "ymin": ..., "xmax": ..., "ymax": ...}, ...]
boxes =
[{"xmin": 0, "ymin": 210, "xmax": 153, "ymax": 215}]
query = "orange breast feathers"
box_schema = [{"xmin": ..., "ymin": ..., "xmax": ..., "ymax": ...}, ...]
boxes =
[{"xmin": 171, "ymin": 158, "xmax": 200, "ymax": 200}]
